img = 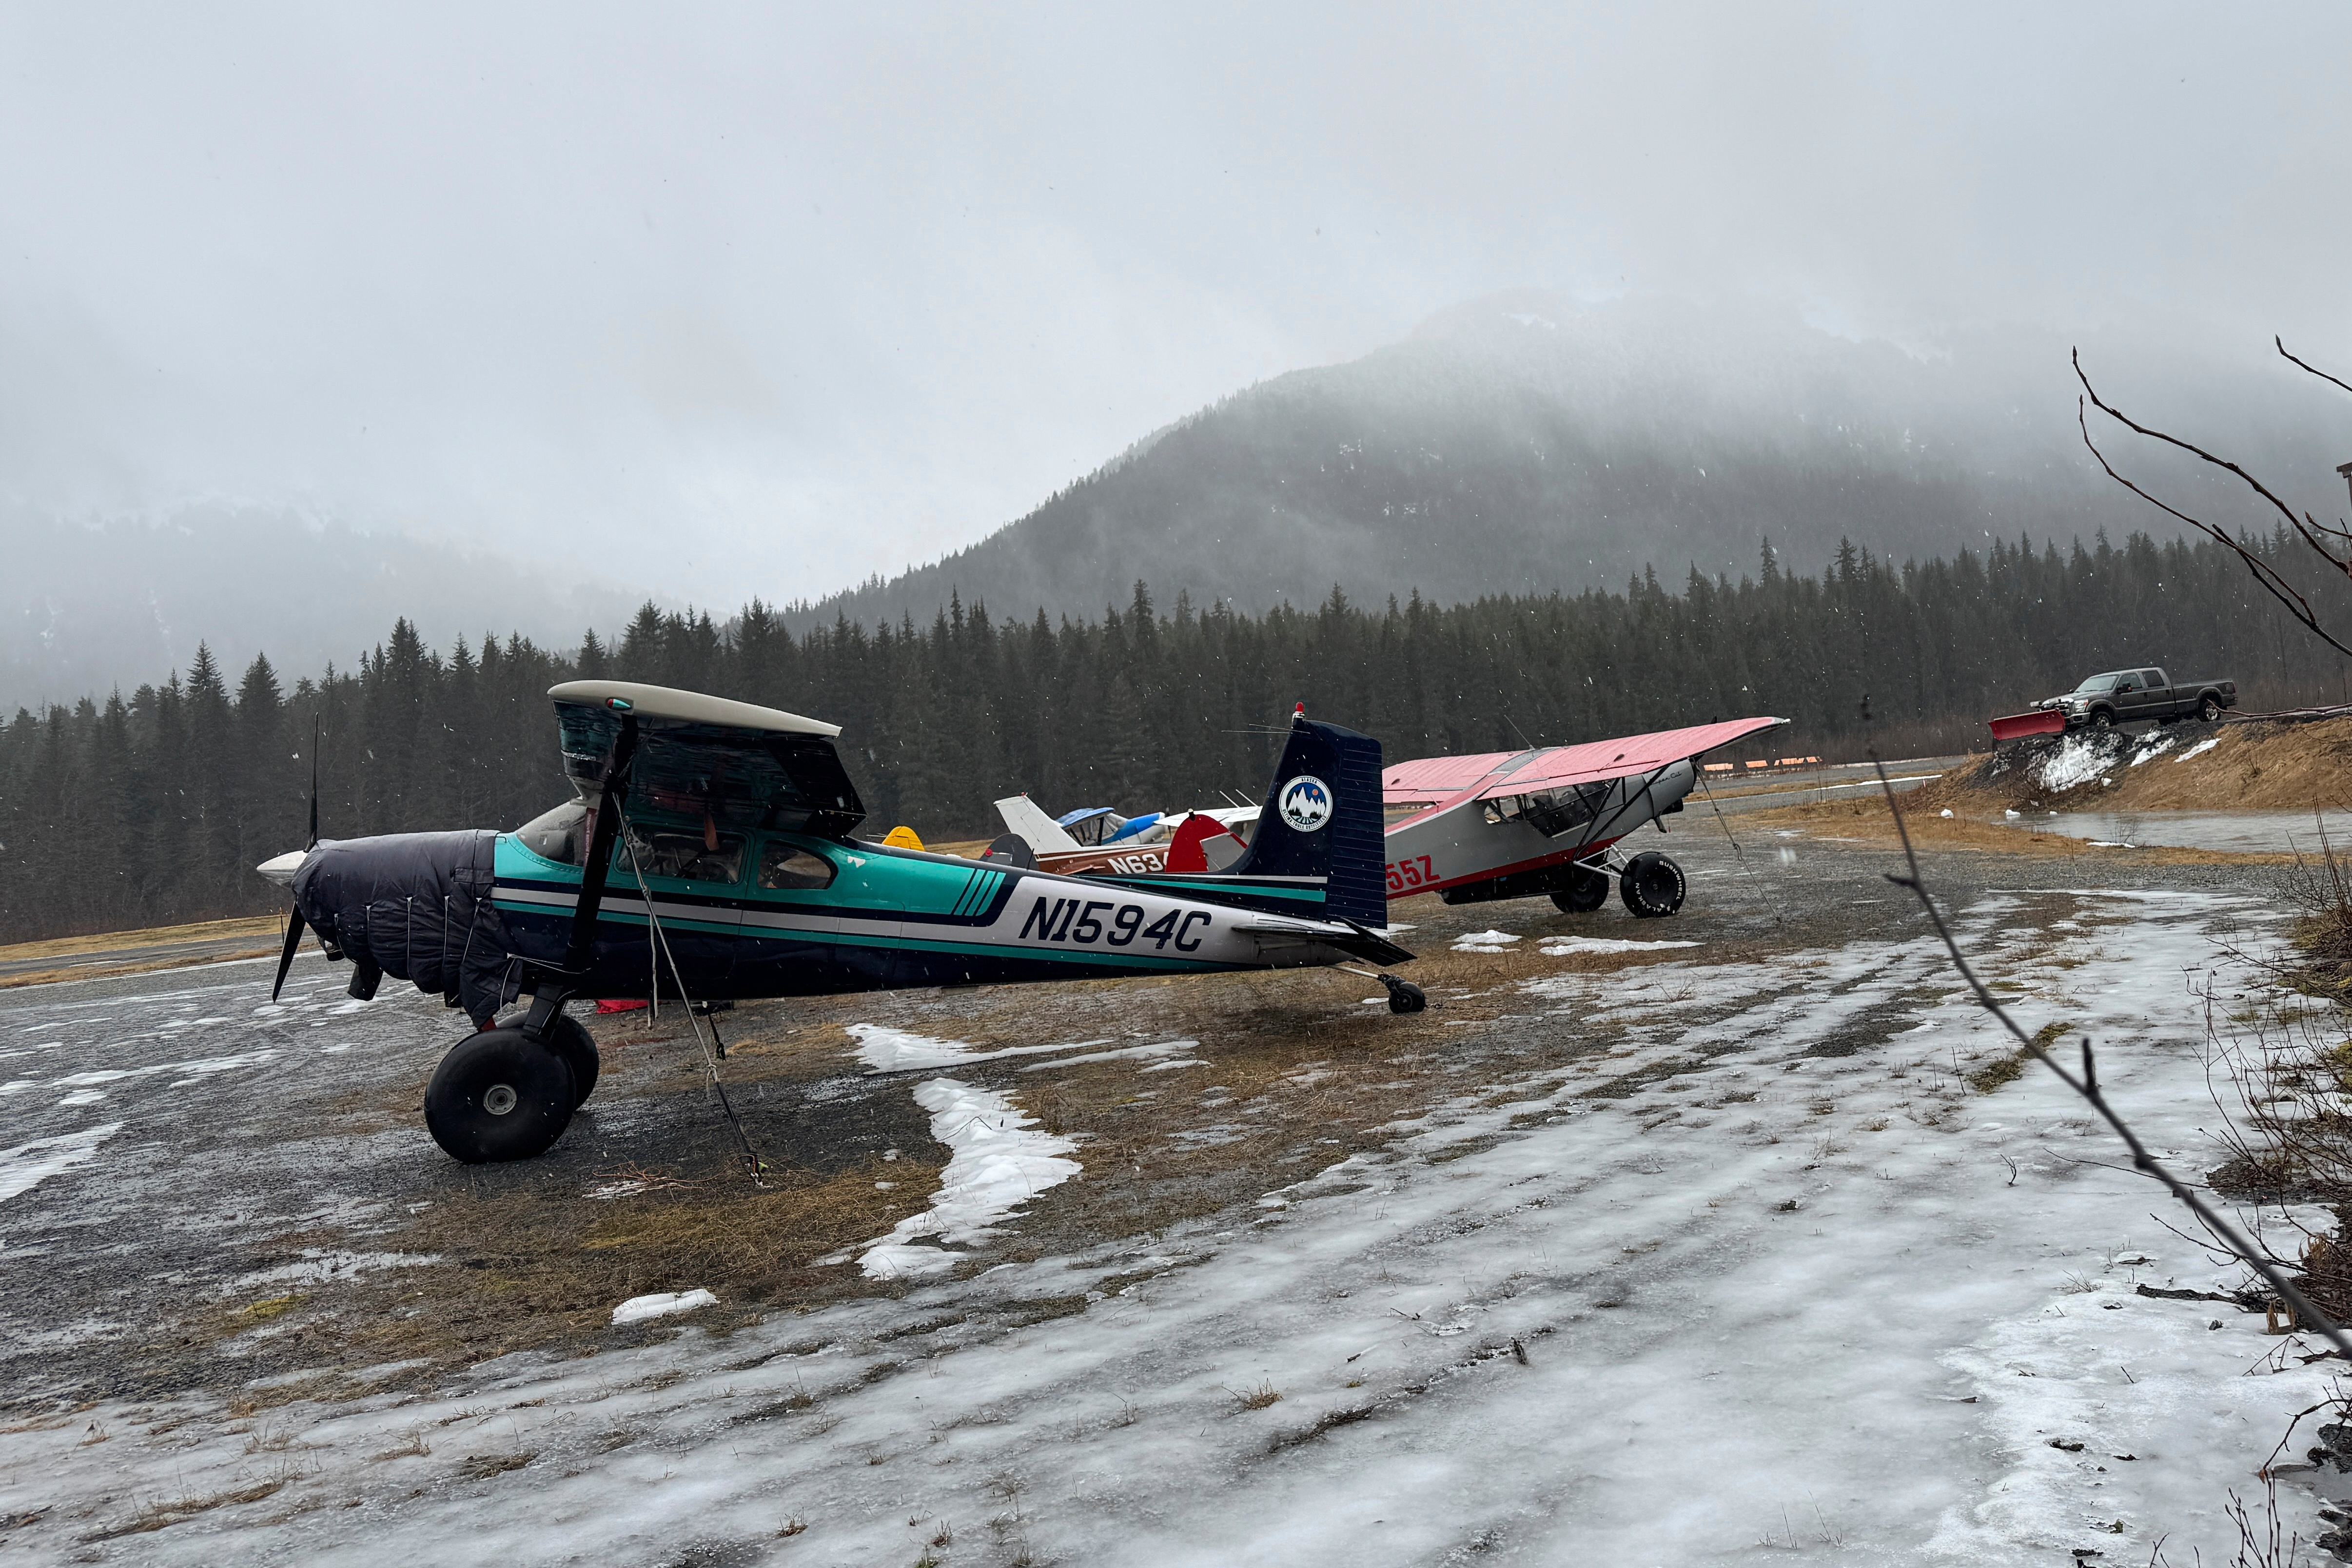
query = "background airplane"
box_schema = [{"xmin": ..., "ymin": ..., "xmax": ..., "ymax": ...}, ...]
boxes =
[{"xmin": 1380, "ymin": 717, "xmax": 1788, "ymax": 916}]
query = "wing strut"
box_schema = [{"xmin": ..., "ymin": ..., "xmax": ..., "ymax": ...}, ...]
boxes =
[{"xmin": 523, "ymin": 713, "xmax": 640, "ymax": 1037}]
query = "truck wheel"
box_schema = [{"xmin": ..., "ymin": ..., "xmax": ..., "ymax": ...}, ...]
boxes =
[
  {"xmin": 424, "ymin": 1028, "xmax": 576, "ymax": 1163},
  {"xmin": 1620, "ymin": 852, "xmax": 1686, "ymax": 918},
  {"xmin": 2088, "ymin": 709, "xmax": 2113, "ymax": 731},
  {"xmin": 1549, "ymin": 865, "xmax": 1610, "ymax": 914},
  {"xmin": 2199, "ymin": 695, "xmax": 2222, "ymax": 723}
]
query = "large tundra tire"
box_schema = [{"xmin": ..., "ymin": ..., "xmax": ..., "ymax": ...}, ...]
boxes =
[
  {"xmin": 544, "ymin": 1015, "xmax": 600, "ymax": 1108},
  {"xmin": 2199, "ymin": 694, "xmax": 2222, "ymax": 723},
  {"xmin": 1620, "ymin": 852, "xmax": 1686, "ymax": 918},
  {"xmin": 1549, "ymin": 865, "xmax": 1611, "ymax": 915},
  {"xmin": 424, "ymin": 1028, "xmax": 576, "ymax": 1163}
]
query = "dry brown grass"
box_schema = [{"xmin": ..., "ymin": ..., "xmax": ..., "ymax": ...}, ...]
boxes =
[{"xmin": 0, "ymin": 914, "xmax": 280, "ymax": 965}]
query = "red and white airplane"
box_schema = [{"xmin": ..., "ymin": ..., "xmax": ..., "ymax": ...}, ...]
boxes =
[{"xmin": 1381, "ymin": 718, "xmax": 1787, "ymax": 917}]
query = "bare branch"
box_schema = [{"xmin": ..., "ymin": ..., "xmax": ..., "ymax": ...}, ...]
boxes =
[
  {"xmin": 2279, "ymin": 335, "xmax": 2352, "ymax": 400},
  {"xmin": 1868, "ymin": 754, "xmax": 2352, "ymax": 1361},
  {"xmin": 2076, "ymin": 396, "xmax": 2352, "ymax": 660},
  {"xmin": 2075, "ymin": 348, "xmax": 2352, "ymax": 571}
]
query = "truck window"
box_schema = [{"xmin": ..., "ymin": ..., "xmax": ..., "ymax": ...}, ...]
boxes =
[
  {"xmin": 2141, "ymin": 669, "xmax": 2164, "ymax": 687},
  {"xmin": 759, "ymin": 842, "xmax": 837, "ymax": 890}
]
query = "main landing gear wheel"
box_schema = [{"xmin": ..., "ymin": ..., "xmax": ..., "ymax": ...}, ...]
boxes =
[
  {"xmin": 1620, "ymin": 851, "xmax": 1686, "ymax": 919},
  {"xmin": 546, "ymin": 1015, "xmax": 600, "ymax": 1108},
  {"xmin": 494, "ymin": 1011, "xmax": 601, "ymax": 1108},
  {"xmin": 424, "ymin": 1027, "xmax": 576, "ymax": 1163},
  {"xmin": 1549, "ymin": 865, "xmax": 1611, "ymax": 915}
]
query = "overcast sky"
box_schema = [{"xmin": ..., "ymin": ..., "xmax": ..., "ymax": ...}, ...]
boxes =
[{"xmin": 3, "ymin": 3, "xmax": 2347, "ymax": 610}]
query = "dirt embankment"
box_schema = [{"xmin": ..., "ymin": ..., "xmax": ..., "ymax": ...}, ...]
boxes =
[{"xmin": 1911, "ymin": 717, "xmax": 2352, "ymax": 817}]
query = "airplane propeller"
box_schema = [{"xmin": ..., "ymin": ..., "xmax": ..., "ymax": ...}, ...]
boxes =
[{"xmin": 270, "ymin": 722, "xmax": 321, "ymax": 1003}]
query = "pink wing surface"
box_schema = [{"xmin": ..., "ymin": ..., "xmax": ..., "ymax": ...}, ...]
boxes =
[{"xmin": 1382, "ymin": 717, "xmax": 1787, "ymax": 807}]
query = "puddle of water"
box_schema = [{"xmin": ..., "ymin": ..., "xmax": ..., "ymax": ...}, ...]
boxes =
[{"xmin": 2002, "ymin": 808, "xmax": 2352, "ymax": 855}]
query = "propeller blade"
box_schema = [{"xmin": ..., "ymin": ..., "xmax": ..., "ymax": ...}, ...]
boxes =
[{"xmin": 272, "ymin": 905, "xmax": 306, "ymax": 1002}]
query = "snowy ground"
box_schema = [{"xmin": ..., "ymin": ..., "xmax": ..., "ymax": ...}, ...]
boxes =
[{"xmin": 1, "ymin": 838, "xmax": 2346, "ymax": 1565}]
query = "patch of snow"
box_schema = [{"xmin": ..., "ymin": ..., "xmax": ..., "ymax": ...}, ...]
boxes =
[
  {"xmin": 1019, "ymin": 1039, "xmax": 1197, "ymax": 1072},
  {"xmin": 54, "ymin": 1090, "xmax": 105, "ymax": 1107},
  {"xmin": 856, "ymin": 1079, "xmax": 1080, "ymax": 1279},
  {"xmin": 2129, "ymin": 734, "xmax": 2176, "ymax": 766},
  {"xmin": 1537, "ymin": 936, "xmax": 1701, "ymax": 956},
  {"xmin": 223, "ymin": 1250, "xmax": 442, "ymax": 1294},
  {"xmin": 847, "ymin": 1023, "xmax": 1116, "ymax": 1075},
  {"xmin": 0, "ymin": 1122, "xmax": 121, "ymax": 1206},
  {"xmin": 2175, "ymin": 736, "xmax": 2221, "ymax": 762},
  {"xmin": 1451, "ymin": 930, "xmax": 1522, "ymax": 953},
  {"xmin": 2035, "ymin": 733, "xmax": 2121, "ymax": 792},
  {"xmin": 1940, "ymin": 808, "xmax": 1954, "ymax": 818},
  {"xmin": 611, "ymin": 1289, "xmax": 717, "ymax": 1327}
]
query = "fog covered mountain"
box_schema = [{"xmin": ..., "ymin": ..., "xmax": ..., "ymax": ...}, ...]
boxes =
[
  {"xmin": 792, "ymin": 294, "xmax": 2352, "ymax": 627},
  {"xmin": 0, "ymin": 510, "xmax": 653, "ymax": 713}
]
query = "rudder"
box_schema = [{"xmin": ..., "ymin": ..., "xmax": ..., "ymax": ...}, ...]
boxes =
[{"xmin": 1228, "ymin": 714, "xmax": 1388, "ymax": 928}]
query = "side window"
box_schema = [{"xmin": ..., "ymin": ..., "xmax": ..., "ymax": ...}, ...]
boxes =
[
  {"xmin": 617, "ymin": 824, "xmax": 746, "ymax": 884},
  {"xmin": 2141, "ymin": 669, "xmax": 2165, "ymax": 688},
  {"xmin": 759, "ymin": 841, "xmax": 837, "ymax": 891}
]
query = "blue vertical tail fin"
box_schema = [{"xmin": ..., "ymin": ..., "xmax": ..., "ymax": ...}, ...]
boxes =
[{"xmin": 1221, "ymin": 714, "xmax": 1389, "ymax": 927}]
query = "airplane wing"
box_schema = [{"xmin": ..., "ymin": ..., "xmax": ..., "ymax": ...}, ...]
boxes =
[
  {"xmin": 549, "ymin": 680, "xmax": 866, "ymax": 836},
  {"xmin": 1383, "ymin": 717, "xmax": 1786, "ymax": 806}
]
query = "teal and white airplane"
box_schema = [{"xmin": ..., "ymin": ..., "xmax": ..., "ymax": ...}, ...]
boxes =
[{"xmin": 257, "ymin": 681, "xmax": 1417, "ymax": 1165}]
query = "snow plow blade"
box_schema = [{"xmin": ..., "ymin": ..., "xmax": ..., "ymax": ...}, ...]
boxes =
[{"xmin": 1988, "ymin": 709, "xmax": 2066, "ymax": 741}]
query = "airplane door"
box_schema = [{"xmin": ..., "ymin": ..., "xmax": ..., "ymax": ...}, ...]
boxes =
[
  {"xmin": 604, "ymin": 823, "xmax": 746, "ymax": 1000},
  {"xmin": 738, "ymin": 835, "xmax": 902, "ymax": 994}
]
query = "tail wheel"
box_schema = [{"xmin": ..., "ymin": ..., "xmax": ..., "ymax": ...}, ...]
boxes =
[
  {"xmin": 1620, "ymin": 852, "xmax": 1686, "ymax": 918},
  {"xmin": 2199, "ymin": 695, "xmax": 2222, "ymax": 723},
  {"xmin": 424, "ymin": 1028, "xmax": 576, "ymax": 1163},
  {"xmin": 1549, "ymin": 865, "xmax": 1610, "ymax": 915},
  {"xmin": 1384, "ymin": 979, "xmax": 1428, "ymax": 1015}
]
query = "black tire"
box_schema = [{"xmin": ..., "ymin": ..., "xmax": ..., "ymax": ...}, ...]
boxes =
[
  {"xmin": 2199, "ymin": 694, "xmax": 2222, "ymax": 724},
  {"xmin": 1620, "ymin": 851, "xmax": 1686, "ymax": 918},
  {"xmin": 545, "ymin": 1015, "xmax": 600, "ymax": 1108},
  {"xmin": 1548, "ymin": 865, "xmax": 1611, "ymax": 915},
  {"xmin": 2088, "ymin": 708, "xmax": 2114, "ymax": 731},
  {"xmin": 424, "ymin": 1027, "xmax": 576, "ymax": 1163},
  {"xmin": 1386, "ymin": 980, "xmax": 1427, "ymax": 1015}
]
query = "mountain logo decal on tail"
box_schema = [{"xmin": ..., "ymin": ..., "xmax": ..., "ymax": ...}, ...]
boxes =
[{"xmin": 1278, "ymin": 775, "xmax": 1333, "ymax": 833}]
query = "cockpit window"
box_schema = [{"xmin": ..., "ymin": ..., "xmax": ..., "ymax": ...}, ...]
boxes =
[
  {"xmin": 616, "ymin": 823, "xmax": 746, "ymax": 884},
  {"xmin": 759, "ymin": 841, "xmax": 837, "ymax": 890}
]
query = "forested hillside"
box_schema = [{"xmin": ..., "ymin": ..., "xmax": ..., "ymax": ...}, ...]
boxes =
[{"xmin": 3, "ymin": 527, "xmax": 2347, "ymax": 942}]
